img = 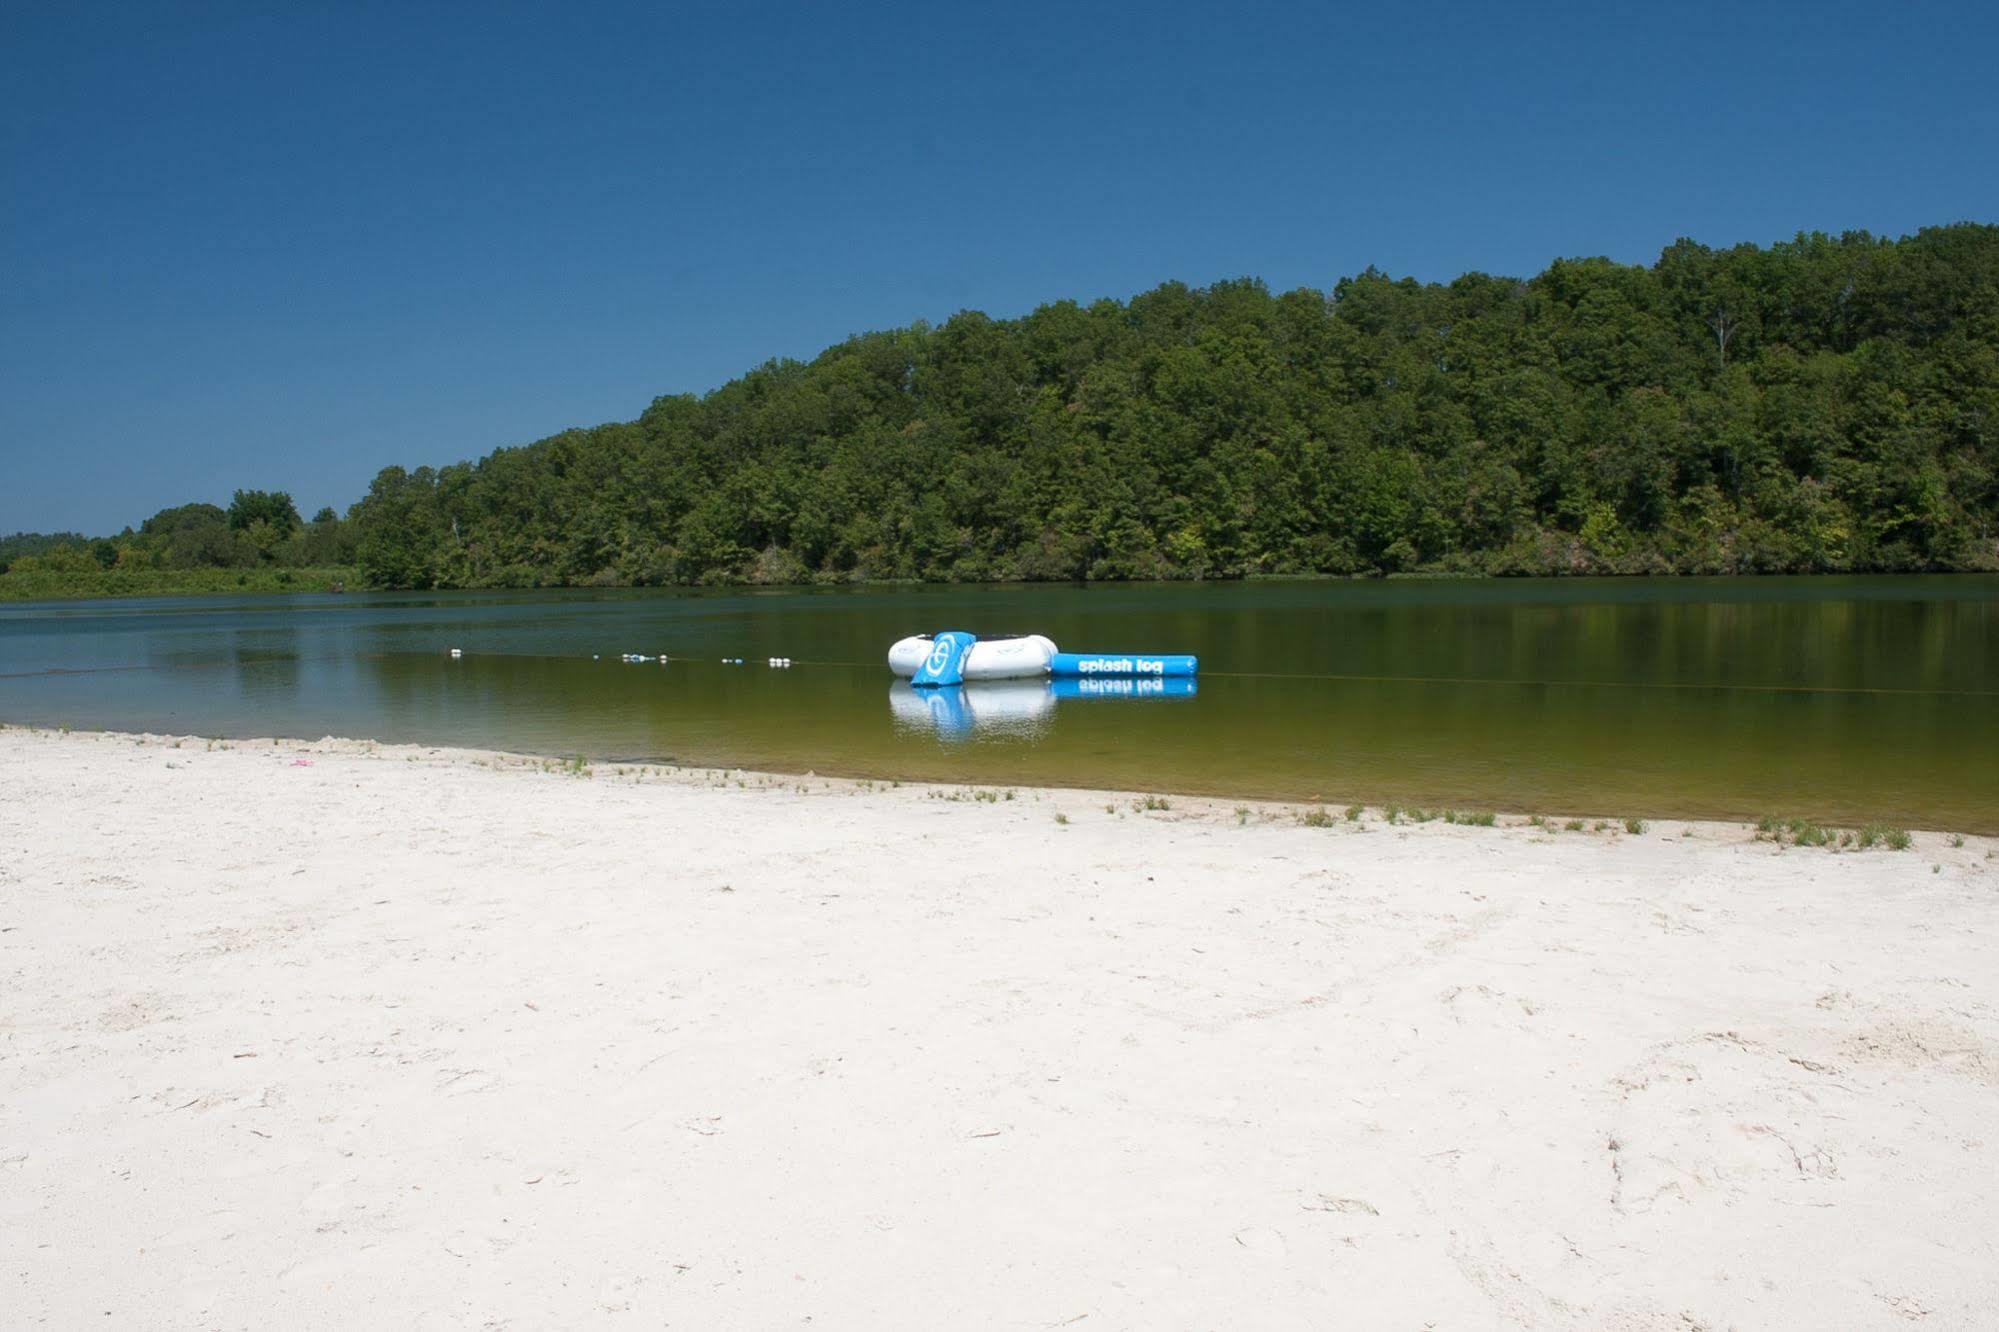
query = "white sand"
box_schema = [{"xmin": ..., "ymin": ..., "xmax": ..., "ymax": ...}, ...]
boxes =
[{"xmin": 3, "ymin": 727, "xmax": 1997, "ymax": 1330}]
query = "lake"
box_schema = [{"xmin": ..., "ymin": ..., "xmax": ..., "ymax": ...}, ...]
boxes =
[{"xmin": 2, "ymin": 576, "xmax": 1995, "ymax": 831}]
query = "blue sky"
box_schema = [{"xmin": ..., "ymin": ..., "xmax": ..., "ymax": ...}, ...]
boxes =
[{"xmin": 4, "ymin": 0, "xmax": 1995, "ymax": 534}]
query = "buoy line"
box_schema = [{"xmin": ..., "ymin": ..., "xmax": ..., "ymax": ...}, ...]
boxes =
[{"xmin": 17, "ymin": 653, "xmax": 1989, "ymax": 701}]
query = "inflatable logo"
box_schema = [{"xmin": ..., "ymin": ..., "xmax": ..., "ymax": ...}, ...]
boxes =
[
  {"xmin": 1049, "ymin": 652, "xmax": 1198, "ymax": 679},
  {"xmin": 911, "ymin": 630, "xmax": 978, "ymax": 687}
]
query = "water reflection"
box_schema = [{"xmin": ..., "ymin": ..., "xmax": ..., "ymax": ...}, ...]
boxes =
[
  {"xmin": 227, "ymin": 624, "xmax": 300, "ymax": 697},
  {"xmin": 888, "ymin": 676, "xmax": 1197, "ymax": 741},
  {"xmin": 1048, "ymin": 677, "xmax": 1198, "ymax": 702},
  {"xmin": 889, "ymin": 681, "xmax": 1055, "ymax": 741}
]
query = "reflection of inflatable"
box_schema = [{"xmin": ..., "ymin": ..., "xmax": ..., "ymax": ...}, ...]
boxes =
[
  {"xmin": 1048, "ymin": 676, "xmax": 1197, "ymax": 701},
  {"xmin": 888, "ymin": 681, "xmax": 1057, "ymax": 740},
  {"xmin": 889, "ymin": 633, "xmax": 1057, "ymax": 683},
  {"xmin": 889, "ymin": 632, "xmax": 1197, "ymax": 686},
  {"xmin": 889, "ymin": 675, "xmax": 1196, "ymax": 740}
]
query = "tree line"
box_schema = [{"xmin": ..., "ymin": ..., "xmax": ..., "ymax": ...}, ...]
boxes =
[
  {"xmin": 9, "ymin": 223, "xmax": 1997, "ymax": 591},
  {"xmin": 2, "ymin": 492, "xmax": 356, "ymax": 582}
]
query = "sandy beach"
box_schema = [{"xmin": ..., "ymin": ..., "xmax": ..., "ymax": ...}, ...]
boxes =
[{"xmin": 3, "ymin": 725, "xmax": 1996, "ymax": 1329}]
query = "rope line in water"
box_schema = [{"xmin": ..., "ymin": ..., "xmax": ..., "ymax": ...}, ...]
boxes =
[
  {"xmin": 1196, "ymin": 668, "xmax": 1999, "ymax": 698},
  {"xmin": 0, "ymin": 653, "xmax": 393, "ymax": 681},
  {"xmin": 711, "ymin": 658, "xmax": 1999, "ymax": 699},
  {"xmin": 770, "ymin": 658, "xmax": 1999, "ymax": 698},
  {"xmin": 6, "ymin": 652, "xmax": 1995, "ymax": 700}
]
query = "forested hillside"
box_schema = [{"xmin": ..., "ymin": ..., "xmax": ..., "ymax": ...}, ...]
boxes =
[
  {"xmin": 347, "ymin": 224, "xmax": 1998, "ymax": 586},
  {"xmin": 11, "ymin": 224, "xmax": 1998, "ymax": 595}
]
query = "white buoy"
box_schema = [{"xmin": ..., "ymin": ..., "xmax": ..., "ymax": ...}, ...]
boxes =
[{"xmin": 449, "ymin": 648, "xmax": 463, "ymax": 658}]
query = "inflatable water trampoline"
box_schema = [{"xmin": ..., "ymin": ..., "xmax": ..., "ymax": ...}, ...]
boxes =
[{"xmin": 888, "ymin": 631, "xmax": 1197, "ymax": 686}]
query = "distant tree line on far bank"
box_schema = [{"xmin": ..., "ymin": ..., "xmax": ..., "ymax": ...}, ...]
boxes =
[
  {"xmin": 1, "ymin": 492, "xmax": 356, "ymax": 590},
  {"xmin": 7, "ymin": 223, "xmax": 1997, "ymax": 595}
]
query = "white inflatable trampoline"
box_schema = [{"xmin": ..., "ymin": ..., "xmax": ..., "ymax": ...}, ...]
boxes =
[{"xmin": 887, "ymin": 632, "xmax": 1058, "ymax": 682}]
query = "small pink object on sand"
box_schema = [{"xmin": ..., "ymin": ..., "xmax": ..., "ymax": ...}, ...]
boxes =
[{"xmin": 291, "ymin": 758, "xmax": 313, "ymax": 767}]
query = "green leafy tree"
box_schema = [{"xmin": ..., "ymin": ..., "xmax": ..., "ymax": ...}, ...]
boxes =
[
  {"xmin": 227, "ymin": 490, "xmax": 301, "ymax": 536},
  {"xmin": 351, "ymin": 468, "xmax": 447, "ymax": 588}
]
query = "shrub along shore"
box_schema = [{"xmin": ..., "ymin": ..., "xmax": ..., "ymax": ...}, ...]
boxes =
[{"xmin": 0, "ymin": 565, "xmax": 358, "ymax": 602}]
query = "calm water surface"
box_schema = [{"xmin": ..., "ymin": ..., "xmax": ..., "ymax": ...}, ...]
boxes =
[{"xmin": 2, "ymin": 577, "xmax": 1994, "ymax": 831}]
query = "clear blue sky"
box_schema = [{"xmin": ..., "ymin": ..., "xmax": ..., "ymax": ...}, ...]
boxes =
[{"xmin": 4, "ymin": 0, "xmax": 1995, "ymax": 534}]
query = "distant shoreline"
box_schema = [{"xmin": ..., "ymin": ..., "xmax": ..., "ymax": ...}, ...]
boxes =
[{"xmin": 7, "ymin": 563, "xmax": 1998, "ymax": 605}]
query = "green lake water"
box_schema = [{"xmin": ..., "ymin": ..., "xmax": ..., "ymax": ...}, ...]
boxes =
[{"xmin": 2, "ymin": 577, "xmax": 1994, "ymax": 831}]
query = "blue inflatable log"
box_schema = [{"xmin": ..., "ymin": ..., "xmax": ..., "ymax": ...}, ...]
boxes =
[{"xmin": 1048, "ymin": 652, "xmax": 1198, "ymax": 678}]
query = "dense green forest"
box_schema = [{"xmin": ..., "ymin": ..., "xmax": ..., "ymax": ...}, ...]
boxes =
[
  {"xmin": 0, "ymin": 494, "xmax": 357, "ymax": 599},
  {"xmin": 8, "ymin": 224, "xmax": 1997, "ymax": 596}
]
